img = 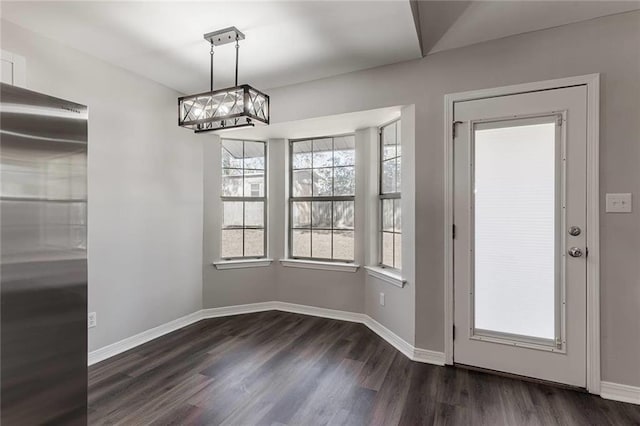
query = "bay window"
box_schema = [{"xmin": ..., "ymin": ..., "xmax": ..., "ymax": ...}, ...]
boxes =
[{"xmin": 289, "ymin": 135, "xmax": 355, "ymax": 262}]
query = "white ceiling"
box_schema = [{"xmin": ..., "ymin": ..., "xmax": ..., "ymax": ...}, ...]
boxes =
[
  {"xmin": 0, "ymin": 1, "xmax": 421, "ymax": 94},
  {"xmin": 2, "ymin": 1, "xmax": 638, "ymax": 96},
  {"xmin": 418, "ymin": 1, "xmax": 640, "ymax": 55},
  {"xmin": 221, "ymin": 106, "xmax": 401, "ymax": 141}
]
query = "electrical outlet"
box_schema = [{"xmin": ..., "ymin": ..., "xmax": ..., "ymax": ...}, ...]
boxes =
[
  {"xmin": 379, "ymin": 292, "xmax": 385, "ymax": 306},
  {"xmin": 88, "ymin": 312, "xmax": 97, "ymax": 329}
]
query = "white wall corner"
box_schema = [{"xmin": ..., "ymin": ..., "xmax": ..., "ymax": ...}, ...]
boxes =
[
  {"xmin": 203, "ymin": 134, "xmax": 222, "ymax": 264},
  {"xmin": 600, "ymin": 382, "xmax": 640, "ymax": 405},
  {"xmin": 268, "ymin": 138, "xmax": 286, "ymax": 261},
  {"xmin": 357, "ymin": 127, "xmax": 379, "ymax": 267},
  {"xmin": 400, "ymin": 104, "xmax": 417, "ymax": 344}
]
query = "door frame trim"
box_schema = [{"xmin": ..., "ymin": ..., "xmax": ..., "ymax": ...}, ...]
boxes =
[{"xmin": 444, "ymin": 74, "xmax": 600, "ymax": 394}]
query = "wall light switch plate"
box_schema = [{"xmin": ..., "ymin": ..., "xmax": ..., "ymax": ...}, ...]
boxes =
[
  {"xmin": 88, "ymin": 312, "xmax": 97, "ymax": 328},
  {"xmin": 379, "ymin": 292, "xmax": 385, "ymax": 306},
  {"xmin": 606, "ymin": 193, "xmax": 632, "ymax": 213}
]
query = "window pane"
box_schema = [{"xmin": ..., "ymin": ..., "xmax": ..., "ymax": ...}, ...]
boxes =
[
  {"xmin": 334, "ymin": 136, "xmax": 355, "ymax": 166},
  {"xmin": 293, "ymin": 170, "xmax": 312, "ymax": 197},
  {"xmin": 222, "ymin": 168, "xmax": 243, "ymax": 196},
  {"xmin": 290, "ymin": 135, "xmax": 355, "ymax": 262},
  {"xmin": 223, "ymin": 202, "xmax": 243, "ymax": 227},
  {"xmin": 244, "ymin": 170, "xmax": 264, "ymax": 197},
  {"xmin": 292, "ymin": 201, "xmax": 311, "ymax": 228},
  {"xmin": 394, "ymin": 233, "xmax": 402, "ymax": 270},
  {"xmin": 382, "ymin": 199, "xmax": 394, "ymax": 232},
  {"xmin": 312, "ymin": 168, "xmax": 332, "ymax": 196},
  {"xmin": 292, "ymin": 230, "xmax": 310, "ymax": 257},
  {"xmin": 474, "ymin": 121, "xmax": 556, "ymax": 339},
  {"xmin": 383, "ymin": 123, "xmax": 396, "ymax": 160},
  {"xmin": 379, "ymin": 121, "xmax": 401, "ymax": 268},
  {"xmin": 222, "ymin": 229, "xmax": 243, "ymax": 258},
  {"xmin": 333, "ymin": 230, "xmax": 354, "ymax": 260},
  {"xmin": 221, "ymin": 139, "xmax": 266, "ymax": 260},
  {"xmin": 222, "ymin": 139, "xmax": 243, "ymax": 168},
  {"xmin": 245, "ymin": 202, "xmax": 264, "ymax": 227},
  {"xmin": 382, "ymin": 232, "xmax": 394, "ymax": 267},
  {"xmin": 311, "ymin": 230, "xmax": 332, "ymax": 259},
  {"xmin": 293, "ymin": 140, "xmax": 312, "ymax": 169},
  {"xmin": 394, "ymin": 199, "xmax": 402, "ymax": 232},
  {"xmin": 243, "ymin": 141, "xmax": 265, "ymax": 169},
  {"xmin": 244, "ymin": 229, "xmax": 264, "ymax": 257},
  {"xmin": 312, "ymin": 201, "xmax": 332, "ymax": 229},
  {"xmin": 312, "ymin": 138, "xmax": 333, "ymax": 167},
  {"xmin": 382, "ymin": 160, "xmax": 396, "ymax": 193},
  {"xmin": 333, "ymin": 201, "xmax": 354, "ymax": 230},
  {"xmin": 395, "ymin": 157, "xmax": 401, "ymax": 192},
  {"xmin": 334, "ymin": 166, "xmax": 355, "ymax": 196}
]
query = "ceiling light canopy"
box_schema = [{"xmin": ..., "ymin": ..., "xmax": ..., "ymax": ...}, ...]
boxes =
[{"xmin": 178, "ymin": 27, "xmax": 269, "ymax": 133}]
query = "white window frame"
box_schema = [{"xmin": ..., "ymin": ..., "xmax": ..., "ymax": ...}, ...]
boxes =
[
  {"xmin": 220, "ymin": 138, "xmax": 268, "ymax": 260},
  {"xmin": 288, "ymin": 134, "xmax": 356, "ymax": 263},
  {"xmin": 379, "ymin": 119, "xmax": 402, "ymax": 270}
]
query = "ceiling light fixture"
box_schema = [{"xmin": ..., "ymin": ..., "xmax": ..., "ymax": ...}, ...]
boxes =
[{"xmin": 178, "ymin": 27, "xmax": 269, "ymax": 133}]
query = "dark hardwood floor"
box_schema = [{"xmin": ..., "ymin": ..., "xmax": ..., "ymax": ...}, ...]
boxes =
[{"xmin": 89, "ymin": 311, "xmax": 640, "ymax": 425}]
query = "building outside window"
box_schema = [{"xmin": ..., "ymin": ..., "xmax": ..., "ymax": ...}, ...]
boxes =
[
  {"xmin": 380, "ymin": 120, "xmax": 401, "ymax": 269},
  {"xmin": 289, "ymin": 135, "xmax": 355, "ymax": 262},
  {"xmin": 221, "ymin": 139, "xmax": 266, "ymax": 259}
]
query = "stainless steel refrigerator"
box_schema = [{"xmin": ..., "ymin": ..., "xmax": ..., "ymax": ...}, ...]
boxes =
[{"xmin": 1, "ymin": 83, "xmax": 87, "ymax": 424}]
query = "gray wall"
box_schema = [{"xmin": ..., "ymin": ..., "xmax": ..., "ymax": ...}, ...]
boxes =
[
  {"xmin": 259, "ymin": 11, "xmax": 640, "ymax": 386},
  {"xmin": 1, "ymin": 20, "xmax": 204, "ymax": 351}
]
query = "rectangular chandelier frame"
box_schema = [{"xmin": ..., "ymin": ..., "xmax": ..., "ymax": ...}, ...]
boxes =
[{"xmin": 178, "ymin": 84, "xmax": 269, "ymax": 133}]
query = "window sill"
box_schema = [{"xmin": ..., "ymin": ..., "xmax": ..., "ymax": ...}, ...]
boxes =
[
  {"xmin": 213, "ymin": 259, "xmax": 273, "ymax": 270},
  {"xmin": 364, "ymin": 266, "xmax": 406, "ymax": 288},
  {"xmin": 279, "ymin": 259, "xmax": 360, "ymax": 273}
]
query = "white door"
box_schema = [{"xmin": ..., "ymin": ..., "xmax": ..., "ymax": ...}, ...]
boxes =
[{"xmin": 453, "ymin": 85, "xmax": 588, "ymax": 387}]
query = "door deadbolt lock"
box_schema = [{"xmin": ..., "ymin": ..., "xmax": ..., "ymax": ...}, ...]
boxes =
[
  {"xmin": 568, "ymin": 247, "xmax": 583, "ymax": 258},
  {"xmin": 568, "ymin": 226, "xmax": 581, "ymax": 236}
]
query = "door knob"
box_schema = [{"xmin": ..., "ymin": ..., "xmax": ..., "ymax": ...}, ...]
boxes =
[{"xmin": 568, "ymin": 247, "xmax": 583, "ymax": 258}]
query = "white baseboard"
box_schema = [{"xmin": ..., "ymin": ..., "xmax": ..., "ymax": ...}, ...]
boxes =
[
  {"xmin": 364, "ymin": 316, "xmax": 414, "ymax": 360},
  {"xmin": 88, "ymin": 301, "xmax": 446, "ymax": 368},
  {"xmin": 601, "ymin": 381, "xmax": 640, "ymax": 405},
  {"xmin": 201, "ymin": 301, "xmax": 275, "ymax": 318},
  {"xmin": 272, "ymin": 301, "xmax": 368, "ymax": 323},
  {"xmin": 413, "ymin": 347, "xmax": 447, "ymax": 365},
  {"xmin": 88, "ymin": 310, "xmax": 204, "ymax": 365}
]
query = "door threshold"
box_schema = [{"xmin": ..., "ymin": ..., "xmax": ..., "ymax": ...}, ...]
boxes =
[{"xmin": 454, "ymin": 363, "xmax": 587, "ymax": 393}]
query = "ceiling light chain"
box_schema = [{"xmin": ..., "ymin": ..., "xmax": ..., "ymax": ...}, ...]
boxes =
[
  {"xmin": 235, "ymin": 36, "xmax": 240, "ymax": 87},
  {"xmin": 210, "ymin": 41, "xmax": 215, "ymax": 91}
]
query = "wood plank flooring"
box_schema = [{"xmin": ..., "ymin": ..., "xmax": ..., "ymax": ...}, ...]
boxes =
[{"xmin": 89, "ymin": 311, "xmax": 640, "ymax": 425}]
